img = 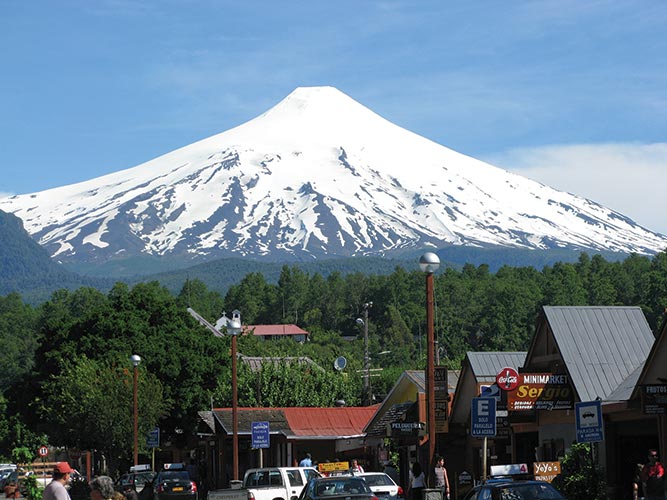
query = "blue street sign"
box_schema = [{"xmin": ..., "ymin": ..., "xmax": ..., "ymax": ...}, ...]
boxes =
[
  {"xmin": 471, "ymin": 397, "xmax": 496, "ymax": 437},
  {"xmin": 252, "ymin": 421, "xmax": 270, "ymax": 449},
  {"xmin": 575, "ymin": 400, "xmax": 604, "ymax": 443},
  {"xmin": 146, "ymin": 427, "xmax": 160, "ymax": 448}
]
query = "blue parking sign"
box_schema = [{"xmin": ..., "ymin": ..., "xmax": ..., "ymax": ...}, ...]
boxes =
[
  {"xmin": 575, "ymin": 401, "xmax": 603, "ymax": 443},
  {"xmin": 252, "ymin": 421, "xmax": 270, "ymax": 449},
  {"xmin": 471, "ymin": 397, "xmax": 496, "ymax": 437},
  {"xmin": 146, "ymin": 427, "xmax": 160, "ymax": 448}
]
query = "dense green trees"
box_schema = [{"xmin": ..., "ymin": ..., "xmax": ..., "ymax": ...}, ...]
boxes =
[
  {"xmin": 1, "ymin": 250, "xmax": 667, "ymax": 465},
  {"xmin": 40, "ymin": 356, "xmax": 169, "ymax": 471}
]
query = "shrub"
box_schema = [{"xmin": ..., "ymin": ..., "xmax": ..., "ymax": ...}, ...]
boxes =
[{"xmin": 551, "ymin": 442, "xmax": 606, "ymax": 500}]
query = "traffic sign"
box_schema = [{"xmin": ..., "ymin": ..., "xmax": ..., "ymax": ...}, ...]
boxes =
[
  {"xmin": 471, "ymin": 397, "xmax": 496, "ymax": 437},
  {"xmin": 146, "ymin": 427, "xmax": 160, "ymax": 448},
  {"xmin": 38, "ymin": 445, "xmax": 49, "ymax": 457},
  {"xmin": 575, "ymin": 400, "xmax": 604, "ymax": 443},
  {"xmin": 251, "ymin": 421, "xmax": 270, "ymax": 449},
  {"xmin": 480, "ymin": 384, "xmax": 501, "ymax": 401}
]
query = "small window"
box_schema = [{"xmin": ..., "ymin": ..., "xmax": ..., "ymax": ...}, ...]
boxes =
[
  {"xmin": 269, "ymin": 471, "xmax": 283, "ymax": 486},
  {"xmin": 287, "ymin": 470, "xmax": 303, "ymax": 487}
]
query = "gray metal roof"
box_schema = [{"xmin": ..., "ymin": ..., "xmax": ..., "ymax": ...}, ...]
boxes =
[
  {"xmin": 404, "ymin": 370, "xmax": 425, "ymax": 391},
  {"xmin": 467, "ymin": 352, "xmax": 527, "ymax": 381},
  {"xmin": 240, "ymin": 355, "xmax": 323, "ymax": 372},
  {"xmin": 543, "ymin": 306, "xmax": 655, "ymax": 401},
  {"xmin": 606, "ymin": 364, "xmax": 644, "ymax": 402},
  {"xmin": 404, "ymin": 369, "xmax": 460, "ymax": 393}
]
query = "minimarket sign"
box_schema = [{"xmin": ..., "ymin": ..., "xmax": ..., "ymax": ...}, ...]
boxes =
[{"xmin": 505, "ymin": 372, "xmax": 574, "ymax": 411}]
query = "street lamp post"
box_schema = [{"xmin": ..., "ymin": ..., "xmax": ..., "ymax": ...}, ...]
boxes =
[
  {"xmin": 419, "ymin": 252, "xmax": 440, "ymax": 477},
  {"xmin": 227, "ymin": 313, "xmax": 242, "ymax": 481},
  {"xmin": 187, "ymin": 308, "xmax": 242, "ymax": 484},
  {"xmin": 356, "ymin": 302, "xmax": 373, "ymax": 406},
  {"xmin": 130, "ymin": 354, "xmax": 142, "ymax": 466}
]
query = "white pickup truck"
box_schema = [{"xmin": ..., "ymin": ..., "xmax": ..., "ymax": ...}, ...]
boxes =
[{"xmin": 209, "ymin": 467, "xmax": 320, "ymax": 500}]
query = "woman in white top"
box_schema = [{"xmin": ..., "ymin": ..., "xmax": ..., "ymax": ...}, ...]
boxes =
[{"xmin": 409, "ymin": 462, "xmax": 425, "ymax": 500}]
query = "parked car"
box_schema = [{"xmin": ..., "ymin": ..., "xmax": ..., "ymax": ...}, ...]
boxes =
[
  {"xmin": 461, "ymin": 480, "xmax": 565, "ymax": 500},
  {"xmin": 208, "ymin": 466, "xmax": 321, "ymax": 500},
  {"xmin": 356, "ymin": 473, "xmax": 404, "ymax": 500},
  {"xmin": 153, "ymin": 463, "xmax": 198, "ymax": 500},
  {"xmin": 245, "ymin": 467, "xmax": 321, "ymax": 500},
  {"xmin": 117, "ymin": 465, "xmax": 156, "ymax": 493},
  {"xmin": 298, "ymin": 476, "xmax": 378, "ymax": 500},
  {"xmin": 0, "ymin": 471, "xmax": 21, "ymax": 489}
]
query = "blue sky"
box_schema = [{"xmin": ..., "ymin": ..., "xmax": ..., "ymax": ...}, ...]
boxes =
[{"xmin": 2, "ymin": 0, "xmax": 666, "ymax": 233}]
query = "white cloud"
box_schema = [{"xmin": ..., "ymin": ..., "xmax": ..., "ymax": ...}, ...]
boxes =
[{"xmin": 485, "ymin": 143, "xmax": 667, "ymax": 236}]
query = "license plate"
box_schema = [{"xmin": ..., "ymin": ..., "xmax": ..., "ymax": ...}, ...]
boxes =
[{"xmin": 172, "ymin": 487, "xmax": 184, "ymax": 492}]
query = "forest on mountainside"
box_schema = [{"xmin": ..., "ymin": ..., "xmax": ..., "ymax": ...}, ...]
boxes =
[{"xmin": 1, "ymin": 250, "xmax": 666, "ymax": 466}]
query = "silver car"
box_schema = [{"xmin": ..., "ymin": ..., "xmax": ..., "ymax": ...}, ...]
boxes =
[{"xmin": 356, "ymin": 472, "xmax": 404, "ymax": 500}]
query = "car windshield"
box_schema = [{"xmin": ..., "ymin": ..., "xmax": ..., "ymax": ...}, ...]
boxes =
[{"xmin": 498, "ymin": 483, "xmax": 564, "ymax": 500}]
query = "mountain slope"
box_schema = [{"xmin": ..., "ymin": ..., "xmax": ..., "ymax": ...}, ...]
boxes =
[
  {"xmin": 1, "ymin": 86, "xmax": 666, "ymax": 266},
  {"xmin": 0, "ymin": 210, "xmax": 108, "ymax": 302}
]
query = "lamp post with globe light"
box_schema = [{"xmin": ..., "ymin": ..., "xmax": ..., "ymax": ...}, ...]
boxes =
[
  {"xmin": 419, "ymin": 252, "xmax": 440, "ymax": 473},
  {"xmin": 130, "ymin": 354, "xmax": 141, "ymax": 466},
  {"xmin": 226, "ymin": 312, "xmax": 242, "ymax": 481},
  {"xmin": 355, "ymin": 302, "xmax": 373, "ymax": 406},
  {"xmin": 187, "ymin": 307, "xmax": 242, "ymax": 481}
]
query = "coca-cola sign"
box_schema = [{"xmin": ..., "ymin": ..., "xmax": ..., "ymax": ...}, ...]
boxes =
[{"xmin": 496, "ymin": 367, "xmax": 519, "ymax": 391}]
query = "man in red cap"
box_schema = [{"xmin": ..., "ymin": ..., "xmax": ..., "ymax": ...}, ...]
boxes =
[{"xmin": 42, "ymin": 462, "xmax": 73, "ymax": 500}]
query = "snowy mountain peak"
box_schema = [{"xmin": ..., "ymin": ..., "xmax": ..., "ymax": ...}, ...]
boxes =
[
  {"xmin": 266, "ymin": 86, "xmax": 353, "ymax": 116},
  {"xmin": 1, "ymin": 86, "xmax": 666, "ymax": 265},
  {"xmin": 230, "ymin": 86, "xmax": 404, "ymax": 148}
]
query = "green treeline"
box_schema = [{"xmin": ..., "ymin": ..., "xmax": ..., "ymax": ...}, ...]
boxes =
[{"xmin": 1, "ymin": 251, "xmax": 666, "ymax": 469}]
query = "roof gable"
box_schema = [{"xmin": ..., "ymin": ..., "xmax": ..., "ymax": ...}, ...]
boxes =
[
  {"xmin": 450, "ymin": 351, "xmax": 526, "ymax": 424},
  {"xmin": 468, "ymin": 352, "xmax": 527, "ymax": 382},
  {"xmin": 362, "ymin": 370, "xmax": 424, "ymax": 434},
  {"xmin": 632, "ymin": 315, "xmax": 667, "ymax": 397},
  {"xmin": 538, "ymin": 306, "xmax": 654, "ymax": 401}
]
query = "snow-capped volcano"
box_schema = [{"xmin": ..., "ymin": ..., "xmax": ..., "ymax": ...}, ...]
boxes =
[{"xmin": 1, "ymin": 86, "xmax": 666, "ymax": 264}]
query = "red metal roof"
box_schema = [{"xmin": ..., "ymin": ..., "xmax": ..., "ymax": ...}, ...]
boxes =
[
  {"xmin": 213, "ymin": 406, "xmax": 379, "ymax": 437},
  {"xmin": 248, "ymin": 324, "xmax": 309, "ymax": 336},
  {"xmin": 283, "ymin": 406, "xmax": 379, "ymax": 437}
]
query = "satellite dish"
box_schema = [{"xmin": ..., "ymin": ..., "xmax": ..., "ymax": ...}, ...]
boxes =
[{"xmin": 334, "ymin": 356, "xmax": 347, "ymax": 371}]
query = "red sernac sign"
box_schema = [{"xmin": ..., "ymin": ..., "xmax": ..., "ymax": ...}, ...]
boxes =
[{"xmin": 496, "ymin": 367, "xmax": 519, "ymax": 391}]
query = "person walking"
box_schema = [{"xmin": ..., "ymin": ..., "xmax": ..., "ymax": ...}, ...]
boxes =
[
  {"xmin": 299, "ymin": 453, "xmax": 313, "ymax": 467},
  {"xmin": 408, "ymin": 462, "xmax": 425, "ymax": 500},
  {"xmin": 42, "ymin": 463, "xmax": 74, "ymax": 500},
  {"xmin": 633, "ymin": 462, "xmax": 645, "ymax": 500},
  {"xmin": 433, "ymin": 456, "xmax": 450, "ymax": 499},
  {"xmin": 90, "ymin": 476, "xmax": 116, "ymax": 500},
  {"xmin": 640, "ymin": 449, "xmax": 665, "ymax": 500},
  {"xmin": 4, "ymin": 480, "xmax": 20, "ymax": 499},
  {"xmin": 351, "ymin": 459, "xmax": 365, "ymax": 474}
]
